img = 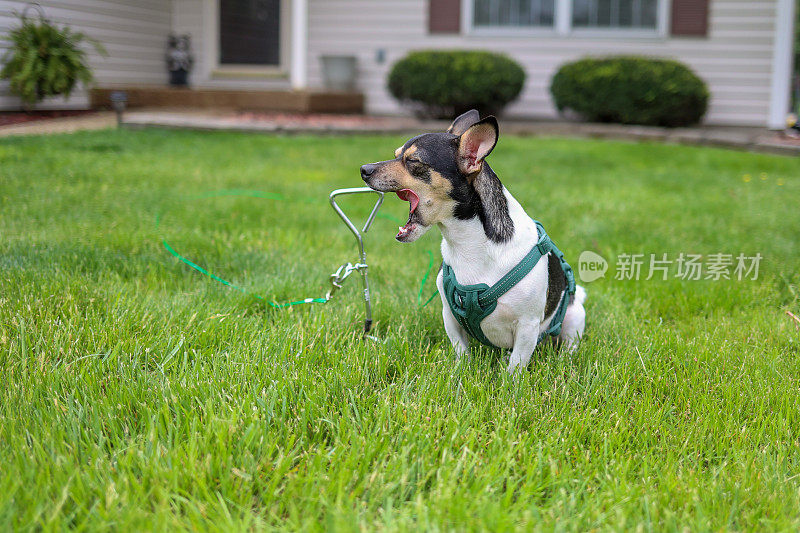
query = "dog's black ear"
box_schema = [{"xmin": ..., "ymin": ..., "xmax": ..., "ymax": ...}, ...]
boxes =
[
  {"xmin": 447, "ymin": 109, "xmax": 481, "ymax": 136},
  {"xmin": 457, "ymin": 116, "xmax": 498, "ymax": 175}
]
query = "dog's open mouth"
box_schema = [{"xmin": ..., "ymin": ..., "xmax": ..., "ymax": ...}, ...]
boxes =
[{"xmin": 395, "ymin": 188, "xmax": 420, "ymax": 241}]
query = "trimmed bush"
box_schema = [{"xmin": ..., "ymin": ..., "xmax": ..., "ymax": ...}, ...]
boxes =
[
  {"xmin": 550, "ymin": 56, "xmax": 709, "ymax": 127},
  {"xmin": 388, "ymin": 50, "xmax": 526, "ymax": 119}
]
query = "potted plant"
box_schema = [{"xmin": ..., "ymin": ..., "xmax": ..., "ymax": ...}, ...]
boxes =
[{"xmin": 0, "ymin": 6, "xmax": 105, "ymax": 108}]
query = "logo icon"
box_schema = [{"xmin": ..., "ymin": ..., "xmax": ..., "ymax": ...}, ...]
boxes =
[{"xmin": 578, "ymin": 251, "xmax": 608, "ymax": 282}]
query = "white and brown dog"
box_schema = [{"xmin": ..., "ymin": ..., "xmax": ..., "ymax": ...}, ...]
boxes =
[{"xmin": 361, "ymin": 110, "xmax": 586, "ymax": 373}]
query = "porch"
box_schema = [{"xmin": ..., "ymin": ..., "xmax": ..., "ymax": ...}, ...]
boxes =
[{"xmin": 90, "ymin": 86, "xmax": 364, "ymax": 114}]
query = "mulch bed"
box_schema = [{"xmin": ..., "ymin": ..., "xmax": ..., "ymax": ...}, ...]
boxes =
[
  {"xmin": 775, "ymin": 130, "xmax": 800, "ymax": 146},
  {"xmin": 0, "ymin": 110, "xmax": 95, "ymax": 127}
]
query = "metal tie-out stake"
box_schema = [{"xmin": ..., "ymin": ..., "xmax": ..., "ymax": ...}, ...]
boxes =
[{"xmin": 328, "ymin": 187, "xmax": 384, "ymax": 338}]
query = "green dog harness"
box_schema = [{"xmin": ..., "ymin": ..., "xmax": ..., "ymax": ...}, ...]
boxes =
[{"xmin": 441, "ymin": 221, "xmax": 576, "ymax": 349}]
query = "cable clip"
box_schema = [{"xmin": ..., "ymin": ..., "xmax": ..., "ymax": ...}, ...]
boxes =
[{"xmin": 326, "ymin": 261, "xmax": 367, "ymax": 300}]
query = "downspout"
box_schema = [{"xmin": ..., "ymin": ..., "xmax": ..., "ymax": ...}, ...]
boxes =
[
  {"xmin": 290, "ymin": 0, "xmax": 308, "ymax": 90},
  {"xmin": 768, "ymin": 0, "xmax": 796, "ymax": 129}
]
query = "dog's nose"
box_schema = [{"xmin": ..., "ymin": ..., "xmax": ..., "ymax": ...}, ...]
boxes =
[{"xmin": 360, "ymin": 163, "xmax": 377, "ymax": 182}]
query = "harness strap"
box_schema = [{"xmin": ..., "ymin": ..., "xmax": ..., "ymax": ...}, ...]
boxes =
[
  {"xmin": 537, "ymin": 234, "xmax": 575, "ymax": 340},
  {"xmin": 441, "ymin": 220, "xmax": 576, "ymax": 349},
  {"xmin": 479, "ymin": 222, "xmax": 550, "ymax": 306}
]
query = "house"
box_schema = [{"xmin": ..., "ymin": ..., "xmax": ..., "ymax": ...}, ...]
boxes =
[{"xmin": 0, "ymin": 0, "xmax": 794, "ymax": 128}]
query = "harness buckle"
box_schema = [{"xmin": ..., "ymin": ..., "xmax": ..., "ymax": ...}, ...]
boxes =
[{"xmin": 536, "ymin": 239, "xmax": 550, "ymax": 257}]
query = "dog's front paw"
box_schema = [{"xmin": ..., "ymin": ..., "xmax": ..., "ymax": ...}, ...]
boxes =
[
  {"xmin": 506, "ymin": 361, "xmax": 524, "ymax": 376},
  {"xmin": 453, "ymin": 341, "xmax": 468, "ymax": 360}
]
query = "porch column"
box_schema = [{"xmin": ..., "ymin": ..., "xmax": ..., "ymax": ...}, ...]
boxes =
[
  {"xmin": 290, "ymin": 0, "xmax": 308, "ymax": 90},
  {"xmin": 768, "ymin": 0, "xmax": 795, "ymax": 129}
]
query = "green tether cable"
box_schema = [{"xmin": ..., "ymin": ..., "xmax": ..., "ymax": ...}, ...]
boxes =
[{"xmin": 158, "ymin": 189, "xmax": 439, "ymax": 309}]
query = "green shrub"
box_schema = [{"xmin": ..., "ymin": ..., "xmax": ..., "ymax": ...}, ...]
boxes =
[
  {"xmin": 388, "ymin": 50, "xmax": 526, "ymax": 118},
  {"xmin": 0, "ymin": 11, "xmax": 105, "ymax": 107},
  {"xmin": 550, "ymin": 56, "xmax": 709, "ymax": 127}
]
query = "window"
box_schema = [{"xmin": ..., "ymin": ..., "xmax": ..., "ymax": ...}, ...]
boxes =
[
  {"xmin": 467, "ymin": 0, "xmax": 664, "ymax": 33},
  {"xmin": 473, "ymin": 0, "xmax": 556, "ymax": 28},
  {"xmin": 572, "ymin": 0, "xmax": 658, "ymax": 29},
  {"xmin": 219, "ymin": 0, "xmax": 280, "ymax": 66}
]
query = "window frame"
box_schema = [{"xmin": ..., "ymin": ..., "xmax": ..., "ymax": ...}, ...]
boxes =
[
  {"xmin": 465, "ymin": 0, "xmax": 560, "ymax": 36},
  {"xmin": 202, "ymin": 0, "xmax": 292, "ymax": 78},
  {"xmin": 462, "ymin": 0, "xmax": 670, "ymax": 38}
]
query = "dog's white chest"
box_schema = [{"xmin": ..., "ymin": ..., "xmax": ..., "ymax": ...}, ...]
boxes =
[{"xmin": 438, "ymin": 196, "xmax": 552, "ymax": 350}]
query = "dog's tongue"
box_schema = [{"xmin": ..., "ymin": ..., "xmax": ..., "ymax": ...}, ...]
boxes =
[
  {"xmin": 396, "ymin": 189, "xmax": 419, "ymax": 213},
  {"xmin": 395, "ymin": 189, "xmax": 420, "ymax": 241}
]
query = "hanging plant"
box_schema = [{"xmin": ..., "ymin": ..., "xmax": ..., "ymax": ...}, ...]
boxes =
[{"xmin": 0, "ymin": 4, "xmax": 106, "ymax": 107}]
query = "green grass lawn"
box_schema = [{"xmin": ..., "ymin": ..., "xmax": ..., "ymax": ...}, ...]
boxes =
[{"xmin": 1, "ymin": 128, "xmax": 799, "ymax": 531}]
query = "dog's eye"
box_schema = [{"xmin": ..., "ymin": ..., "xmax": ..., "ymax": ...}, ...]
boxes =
[{"xmin": 405, "ymin": 157, "xmax": 427, "ymax": 177}]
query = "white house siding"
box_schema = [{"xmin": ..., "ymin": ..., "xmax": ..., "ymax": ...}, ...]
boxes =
[
  {"xmin": 0, "ymin": 0, "xmax": 171, "ymax": 110},
  {"xmin": 172, "ymin": 0, "xmax": 205, "ymax": 86},
  {"xmin": 306, "ymin": 0, "xmax": 777, "ymax": 126}
]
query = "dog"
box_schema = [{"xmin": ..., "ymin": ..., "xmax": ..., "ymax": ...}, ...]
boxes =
[{"xmin": 361, "ymin": 110, "xmax": 586, "ymax": 373}]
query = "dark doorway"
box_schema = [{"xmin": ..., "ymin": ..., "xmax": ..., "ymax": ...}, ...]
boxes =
[{"xmin": 219, "ymin": 0, "xmax": 280, "ymax": 66}]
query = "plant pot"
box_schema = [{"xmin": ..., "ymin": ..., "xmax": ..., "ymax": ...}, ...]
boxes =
[
  {"xmin": 320, "ymin": 55, "xmax": 357, "ymax": 91},
  {"xmin": 169, "ymin": 69, "xmax": 189, "ymax": 87}
]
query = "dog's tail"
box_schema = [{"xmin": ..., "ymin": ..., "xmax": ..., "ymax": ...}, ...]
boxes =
[{"xmin": 573, "ymin": 285, "xmax": 587, "ymax": 306}]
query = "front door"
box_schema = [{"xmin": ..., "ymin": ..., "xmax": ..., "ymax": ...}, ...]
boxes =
[{"xmin": 219, "ymin": 0, "xmax": 280, "ymax": 66}]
